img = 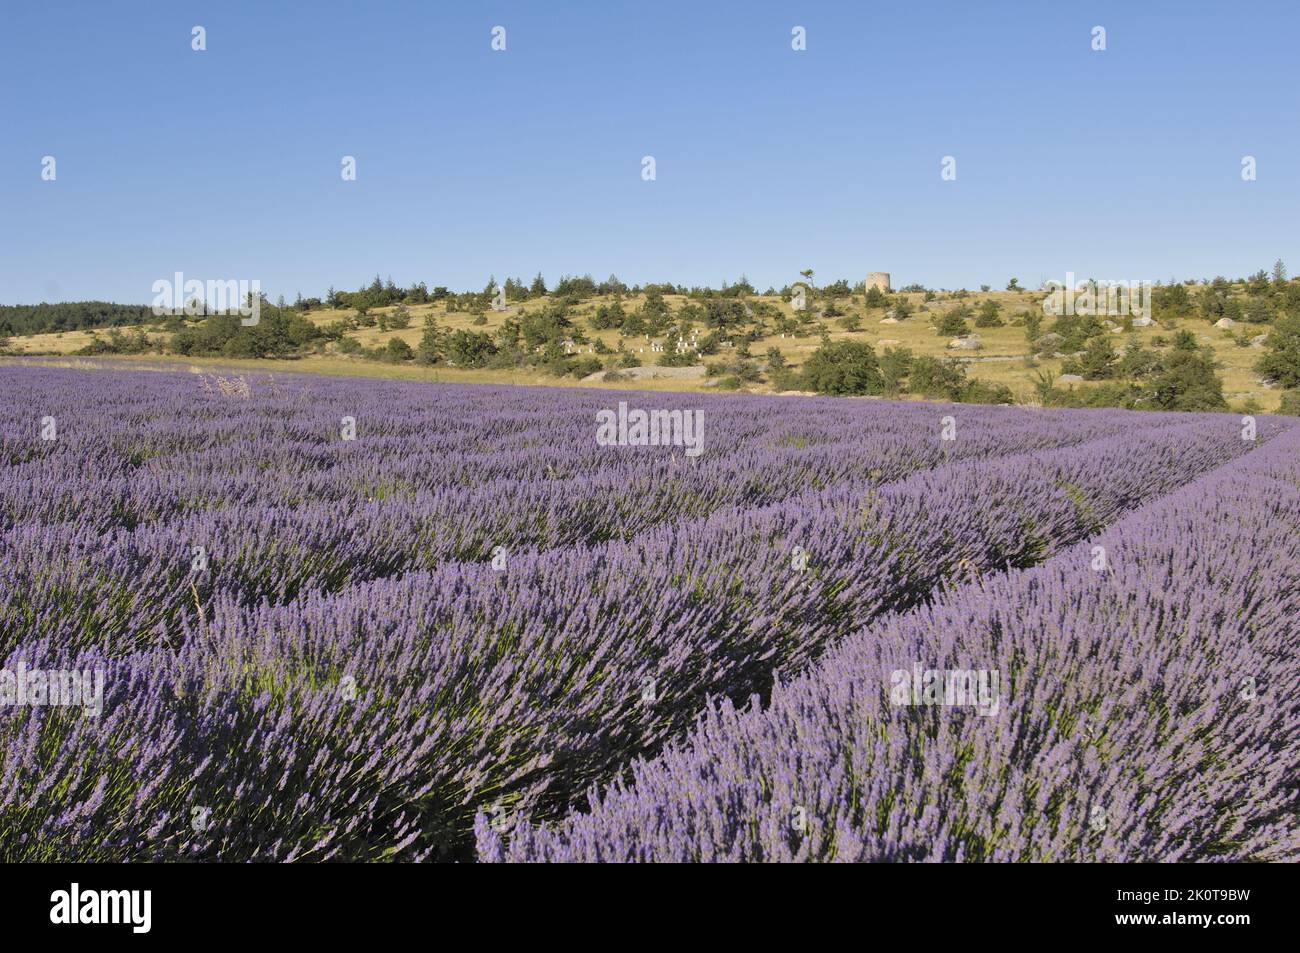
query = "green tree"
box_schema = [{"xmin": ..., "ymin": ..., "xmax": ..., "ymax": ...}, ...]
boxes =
[
  {"xmin": 383, "ymin": 337, "xmax": 414, "ymax": 362},
  {"xmin": 938, "ymin": 308, "xmax": 971, "ymax": 336},
  {"xmin": 621, "ymin": 309, "xmax": 647, "ymax": 338},
  {"xmin": 445, "ymin": 329, "xmax": 498, "ymax": 367},
  {"xmin": 1051, "ymin": 313, "xmax": 1105, "ymax": 352},
  {"xmin": 878, "ymin": 346, "xmax": 914, "ymax": 396},
  {"xmin": 1032, "ymin": 370, "xmax": 1058, "ymax": 405},
  {"xmin": 1153, "ymin": 282, "xmax": 1193, "ymax": 318},
  {"xmin": 388, "ymin": 304, "xmax": 412, "ymax": 330},
  {"xmin": 960, "ymin": 378, "xmax": 1014, "ymax": 404},
  {"xmin": 591, "ymin": 302, "xmax": 626, "ymax": 330},
  {"xmin": 799, "ymin": 339, "xmax": 883, "ymax": 395},
  {"xmin": 1078, "ymin": 337, "xmax": 1118, "ymax": 380},
  {"xmin": 1243, "ymin": 298, "xmax": 1273, "ymax": 324},
  {"xmin": 1023, "ymin": 310, "xmax": 1043, "ymax": 350},
  {"xmin": 1256, "ymin": 313, "xmax": 1300, "ymax": 388},
  {"xmin": 908, "ymin": 356, "xmax": 967, "ymax": 400},
  {"xmin": 974, "ymin": 300, "xmax": 1003, "ymax": 328},
  {"xmin": 1147, "ymin": 349, "xmax": 1227, "ymax": 410},
  {"xmin": 1118, "ymin": 342, "xmax": 1161, "ymax": 379},
  {"xmin": 1197, "ymin": 285, "xmax": 1227, "ymax": 319},
  {"xmin": 415, "ymin": 316, "xmax": 446, "ymax": 365}
]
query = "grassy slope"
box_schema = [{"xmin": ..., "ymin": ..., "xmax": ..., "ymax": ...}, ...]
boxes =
[{"xmin": 1, "ymin": 289, "xmax": 1282, "ymax": 408}]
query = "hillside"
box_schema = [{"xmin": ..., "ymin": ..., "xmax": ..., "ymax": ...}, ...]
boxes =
[{"xmin": 2, "ymin": 278, "xmax": 1296, "ymax": 412}]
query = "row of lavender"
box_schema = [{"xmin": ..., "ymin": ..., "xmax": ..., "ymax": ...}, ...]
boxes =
[
  {"xmin": 0, "ymin": 366, "xmax": 1282, "ymax": 860},
  {"xmin": 4, "ymin": 366, "xmax": 1165, "ymax": 533},
  {"xmin": 480, "ymin": 426, "xmax": 1300, "ymax": 862},
  {"xmin": 0, "ymin": 367, "xmax": 1193, "ymax": 655}
]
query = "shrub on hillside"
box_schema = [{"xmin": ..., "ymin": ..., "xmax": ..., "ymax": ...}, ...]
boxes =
[
  {"xmin": 907, "ymin": 355, "xmax": 967, "ymax": 401},
  {"xmin": 937, "ymin": 308, "xmax": 971, "ymax": 336},
  {"xmin": 799, "ymin": 340, "xmax": 883, "ymax": 395},
  {"xmin": 76, "ymin": 327, "xmax": 152, "ymax": 356},
  {"xmin": 974, "ymin": 300, "xmax": 1004, "ymax": 328},
  {"xmin": 444, "ymin": 330, "xmax": 498, "ymax": 368},
  {"xmin": 878, "ymin": 347, "xmax": 914, "ymax": 396},
  {"xmin": 960, "ymin": 378, "xmax": 1014, "ymax": 404},
  {"xmin": 1050, "ymin": 313, "xmax": 1105, "ymax": 353},
  {"xmin": 1147, "ymin": 348, "xmax": 1227, "ymax": 411},
  {"xmin": 1256, "ymin": 314, "xmax": 1300, "ymax": 388},
  {"xmin": 382, "ymin": 337, "xmax": 413, "ymax": 362},
  {"xmin": 569, "ymin": 357, "xmax": 604, "ymax": 378}
]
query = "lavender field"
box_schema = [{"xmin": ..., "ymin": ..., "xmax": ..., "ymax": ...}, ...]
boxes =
[{"xmin": 1, "ymin": 365, "xmax": 1295, "ymax": 862}]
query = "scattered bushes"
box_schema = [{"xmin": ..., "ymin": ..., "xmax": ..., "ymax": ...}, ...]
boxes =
[{"xmin": 170, "ymin": 308, "xmax": 323, "ymax": 360}]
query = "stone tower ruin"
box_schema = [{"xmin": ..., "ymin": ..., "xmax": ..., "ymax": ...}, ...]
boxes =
[{"xmin": 866, "ymin": 272, "xmax": 891, "ymax": 293}]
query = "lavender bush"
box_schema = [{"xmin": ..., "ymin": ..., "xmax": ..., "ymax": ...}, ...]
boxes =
[
  {"xmin": 0, "ymin": 366, "xmax": 1291, "ymax": 861},
  {"xmin": 481, "ymin": 428, "xmax": 1300, "ymax": 861}
]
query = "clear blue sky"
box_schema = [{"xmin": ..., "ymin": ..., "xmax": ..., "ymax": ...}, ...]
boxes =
[{"xmin": 2, "ymin": 0, "xmax": 1297, "ymax": 304}]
